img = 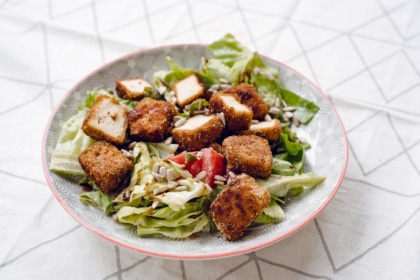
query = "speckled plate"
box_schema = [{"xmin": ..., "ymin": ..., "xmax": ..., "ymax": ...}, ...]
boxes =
[{"xmin": 42, "ymin": 45, "xmax": 348, "ymax": 260}]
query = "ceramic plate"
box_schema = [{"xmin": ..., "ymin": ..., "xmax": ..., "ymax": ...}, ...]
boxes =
[{"xmin": 42, "ymin": 45, "xmax": 348, "ymax": 260}]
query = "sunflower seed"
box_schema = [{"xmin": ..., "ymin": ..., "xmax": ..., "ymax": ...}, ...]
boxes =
[
  {"xmin": 166, "ymin": 168, "xmax": 175, "ymax": 182},
  {"xmin": 159, "ymin": 166, "xmax": 167, "ymax": 178},
  {"xmin": 214, "ymin": 175, "xmax": 227, "ymax": 181},
  {"xmin": 284, "ymin": 111, "xmax": 294, "ymax": 119},
  {"xmin": 121, "ymin": 149, "xmax": 134, "ymax": 159},
  {"xmin": 275, "ymin": 98, "xmax": 280, "ymax": 108},
  {"xmin": 204, "ymin": 183, "xmax": 213, "ymax": 193},
  {"xmin": 217, "ymin": 112, "xmax": 226, "ymax": 126},
  {"xmin": 266, "ymin": 72, "xmax": 275, "ymax": 81},
  {"xmin": 252, "ymin": 119, "xmax": 259, "ymax": 124},
  {"xmin": 214, "ymin": 180, "xmax": 225, "ymax": 186},
  {"xmin": 269, "ymin": 107, "xmax": 281, "ymax": 115},
  {"xmin": 192, "ymin": 109, "xmax": 206, "ymax": 115},
  {"xmin": 195, "ymin": 171, "xmax": 207, "ymax": 180},
  {"xmin": 168, "ymin": 181, "xmax": 178, "ymax": 189},
  {"xmin": 152, "ymin": 172, "xmax": 164, "ymax": 182},
  {"xmin": 283, "ymin": 106, "xmax": 297, "ymax": 112},
  {"xmin": 219, "ymin": 78, "xmax": 229, "ymax": 84},
  {"xmin": 220, "ymin": 84, "xmax": 231, "ymax": 89},
  {"xmin": 210, "ymin": 84, "xmax": 220, "ymax": 90},
  {"xmin": 179, "ymin": 170, "xmax": 192, "ymax": 179},
  {"xmin": 153, "ymin": 163, "xmax": 160, "ymax": 173},
  {"xmin": 264, "ymin": 114, "xmax": 272, "ymax": 121},
  {"xmin": 128, "ymin": 141, "xmax": 138, "ymax": 149},
  {"xmin": 228, "ymin": 171, "xmax": 236, "ymax": 178}
]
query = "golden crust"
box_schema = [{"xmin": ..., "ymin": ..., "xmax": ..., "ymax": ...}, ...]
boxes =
[
  {"xmin": 222, "ymin": 135, "xmax": 272, "ymax": 178},
  {"xmin": 116, "ymin": 77, "xmax": 153, "ymax": 101},
  {"xmin": 171, "ymin": 115, "xmax": 224, "ymax": 151},
  {"xmin": 221, "ymin": 83, "xmax": 269, "ymax": 120},
  {"xmin": 208, "ymin": 173, "xmax": 271, "ymax": 241},
  {"xmin": 240, "ymin": 119, "xmax": 282, "ymax": 142},
  {"xmin": 209, "ymin": 93, "xmax": 253, "ymax": 133},
  {"xmin": 78, "ymin": 141, "xmax": 134, "ymax": 195},
  {"xmin": 127, "ymin": 98, "xmax": 177, "ymax": 142},
  {"xmin": 81, "ymin": 95, "xmax": 128, "ymax": 146}
]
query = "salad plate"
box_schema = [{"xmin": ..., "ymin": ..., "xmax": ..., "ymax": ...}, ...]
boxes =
[{"xmin": 42, "ymin": 42, "xmax": 347, "ymax": 260}]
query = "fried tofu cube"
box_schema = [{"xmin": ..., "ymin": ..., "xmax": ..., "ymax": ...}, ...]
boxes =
[
  {"xmin": 81, "ymin": 95, "xmax": 128, "ymax": 146},
  {"xmin": 173, "ymin": 73, "xmax": 206, "ymax": 108},
  {"xmin": 116, "ymin": 77, "xmax": 153, "ymax": 100},
  {"xmin": 240, "ymin": 119, "xmax": 282, "ymax": 142},
  {"xmin": 78, "ymin": 141, "xmax": 134, "ymax": 195},
  {"xmin": 127, "ymin": 98, "xmax": 177, "ymax": 142},
  {"xmin": 208, "ymin": 173, "xmax": 271, "ymax": 241},
  {"xmin": 171, "ymin": 114, "xmax": 224, "ymax": 151},
  {"xmin": 222, "ymin": 135, "xmax": 272, "ymax": 178},
  {"xmin": 221, "ymin": 83, "xmax": 269, "ymax": 120},
  {"xmin": 209, "ymin": 93, "xmax": 253, "ymax": 133}
]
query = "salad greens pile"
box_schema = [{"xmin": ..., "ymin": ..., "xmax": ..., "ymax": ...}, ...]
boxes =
[{"xmin": 50, "ymin": 33, "xmax": 326, "ymax": 239}]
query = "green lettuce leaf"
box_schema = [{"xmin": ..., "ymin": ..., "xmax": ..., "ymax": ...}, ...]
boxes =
[{"xmin": 257, "ymin": 172, "xmax": 326, "ymax": 197}]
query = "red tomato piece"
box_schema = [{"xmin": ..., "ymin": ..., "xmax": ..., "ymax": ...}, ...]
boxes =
[
  {"xmin": 201, "ymin": 148, "xmax": 225, "ymax": 188},
  {"xmin": 167, "ymin": 148, "xmax": 225, "ymax": 188}
]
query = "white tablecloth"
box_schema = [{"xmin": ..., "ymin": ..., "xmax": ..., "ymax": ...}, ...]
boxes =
[{"xmin": 1, "ymin": 1, "xmax": 419, "ymax": 279}]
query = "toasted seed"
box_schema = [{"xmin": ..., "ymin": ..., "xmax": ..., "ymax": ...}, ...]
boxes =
[
  {"xmin": 217, "ymin": 112, "xmax": 226, "ymax": 126},
  {"xmin": 128, "ymin": 141, "xmax": 138, "ymax": 149},
  {"xmin": 192, "ymin": 109, "xmax": 206, "ymax": 115},
  {"xmin": 159, "ymin": 166, "xmax": 167, "ymax": 178},
  {"xmin": 284, "ymin": 111, "xmax": 294, "ymax": 119},
  {"xmin": 152, "ymin": 172, "xmax": 164, "ymax": 182},
  {"xmin": 283, "ymin": 106, "xmax": 297, "ymax": 112},
  {"xmin": 282, "ymin": 100, "xmax": 288, "ymax": 108},
  {"xmin": 252, "ymin": 119, "xmax": 259, "ymax": 124},
  {"xmin": 219, "ymin": 78, "xmax": 229, "ymax": 84},
  {"xmin": 214, "ymin": 175, "xmax": 227, "ymax": 181},
  {"xmin": 166, "ymin": 168, "xmax": 175, "ymax": 182},
  {"xmin": 275, "ymin": 98, "xmax": 280, "ymax": 108},
  {"xmin": 220, "ymin": 84, "xmax": 231, "ymax": 89},
  {"xmin": 269, "ymin": 107, "xmax": 281, "ymax": 115},
  {"xmin": 195, "ymin": 170, "xmax": 207, "ymax": 180},
  {"xmin": 210, "ymin": 84, "xmax": 220, "ymax": 90},
  {"xmin": 121, "ymin": 149, "xmax": 134, "ymax": 159},
  {"xmin": 214, "ymin": 180, "xmax": 225, "ymax": 186},
  {"xmin": 204, "ymin": 183, "xmax": 213, "ymax": 193},
  {"xmin": 180, "ymin": 170, "xmax": 192, "ymax": 179},
  {"xmin": 153, "ymin": 163, "xmax": 160, "ymax": 173},
  {"xmin": 264, "ymin": 114, "xmax": 272, "ymax": 121},
  {"xmin": 228, "ymin": 171, "xmax": 236, "ymax": 178}
]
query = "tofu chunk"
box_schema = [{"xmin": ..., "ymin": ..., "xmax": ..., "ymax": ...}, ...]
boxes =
[
  {"xmin": 127, "ymin": 98, "xmax": 177, "ymax": 142},
  {"xmin": 209, "ymin": 93, "xmax": 253, "ymax": 133},
  {"xmin": 173, "ymin": 73, "xmax": 206, "ymax": 108},
  {"xmin": 208, "ymin": 173, "xmax": 271, "ymax": 241},
  {"xmin": 221, "ymin": 83, "xmax": 269, "ymax": 120},
  {"xmin": 81, "ymin": 95, "xmax": 128, "ymax": 146},
  {"xmin": 78, "ymin": 141, "xmax": 134, "ymax": 195},
  {"xmin": 222, "ymin": 135, "xmax": 272, "ymax": 178},
  {"xmin": 116, "ymin": 77, "xmax": 153, "ymax": 101},
  {"xmin": 171, "ymin": 114, "xmax": 224, "ymax": 151},
  {"xmin": 240, "ymin": 119, "xmax": 282, "ymax": 142}
]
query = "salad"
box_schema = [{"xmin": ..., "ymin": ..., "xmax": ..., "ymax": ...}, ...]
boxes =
[{"xmin": 49, "ymin": 34, "xmax": 326, "ymax": 241}]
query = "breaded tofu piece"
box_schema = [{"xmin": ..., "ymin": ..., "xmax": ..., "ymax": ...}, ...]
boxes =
[
  {"xmin": 82, "ymin": 95, "xmax": 128, "ymax": 146},
  {"xmin": 171, "ymin": 114, "xmax": 224, "ymax": 151},
  {"xmin": 127, "ymin": 98, "xmax": 177, "ymax": 142},
  {"xmin": 208, "ymin": 173, "xmax": 271, "ymax": 241},
  {"xmin": 78, "ymin": 141, "xmax": 134, "ymax": 195},
  {"xmin": 221, "ymin": 83, "xmax": 269, "ymax": 120},
  {"xmin": 222, "ymin": 135, "xmax": 272, "ymax": 178},
  {"xmin": 209, "ymin": 93, "xmax": 253, "ymax": 133},
  {"xmin": 240, "ymin": 119, "xmax": 282, "ymax": 142},
  {"xmin": 116, "ymin": 77, "xmax": 153, "ymax": 100},
  {"xmin": 173, "ymin": 73, "xmax": 206, "ymax": 108}
]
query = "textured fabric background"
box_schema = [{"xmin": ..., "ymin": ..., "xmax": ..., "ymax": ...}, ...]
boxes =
[{"xmin": 1, "ymin": 0, "xmax": 419, "ymax": 279}]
